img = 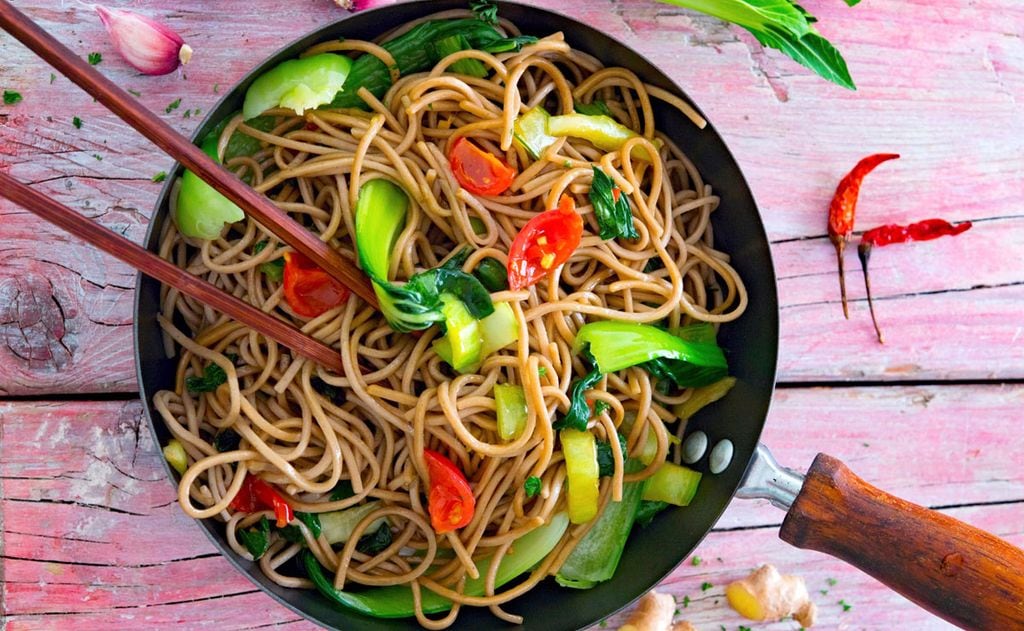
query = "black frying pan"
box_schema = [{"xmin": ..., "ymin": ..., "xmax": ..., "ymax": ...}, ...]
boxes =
[{"xmin": 134, "ymin": 3, "xmax": 1024, "ymax": 630}]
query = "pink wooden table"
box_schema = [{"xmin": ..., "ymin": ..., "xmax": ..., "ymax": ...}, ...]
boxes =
[{"xmin": 2, "ymin": 1, "xmax": 1022, "ymax": 629}]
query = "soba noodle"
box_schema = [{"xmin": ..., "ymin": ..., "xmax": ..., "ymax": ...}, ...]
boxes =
[{"xmin": 155, "ymin": 9, "xmax": 746, "ymax": 627}]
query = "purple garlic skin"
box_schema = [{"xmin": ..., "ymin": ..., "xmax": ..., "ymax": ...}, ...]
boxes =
[{"xmin": 95, "ymin": 5, "xmax": 192, "ymax": 76}]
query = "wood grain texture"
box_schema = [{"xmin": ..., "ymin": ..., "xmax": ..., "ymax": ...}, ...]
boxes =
[
  {"xmin": 1, "ymin": 0, "xmax": 1023, "ymax": 394},
  {"xmin": 780, "ymin": 454, "xmax": 1024, "ymax": 630},
  {"xmin": 3, "ymin": 388, "xmax": 1021, "ymax": 630}
]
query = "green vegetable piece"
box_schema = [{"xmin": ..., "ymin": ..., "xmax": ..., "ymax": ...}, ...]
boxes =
[
  {"xmin": 162, "ymin": 439, "xmax": 187, "ymax": 475},
  {"xmin": 356, "ymin": 522, "xmax": 393, "ymax": 554},
  {"xmin": 355, "ymin": 179, "xmax": 408, "ymax": 282},
  {"xmin": 574, "ymin": 321, "xmax": 727, "ymax": 388},
  {"xmin": 252, "ymin": 240, "xmax": 285, "ymax": 282},
  {"xmin": 472, "ymin": 257, "xmax": 508, "ymax": 292},
  {"xmin": 320, "ymin": 501, "xmax": 388, "ymax": 546},
  {"xmin": 635, "ymin": 499, "xmax": 670, "ymax": 527},
  {"xmin": 329, "ymin": 480, "xmax": 355, "ymax": 502},
  {"xmin": 574, "ymin": 100, "xmax": 613, "ymax": 117},
  {"xmin": 199, "ymin": 114, "xmax": 277, "ymax": 164},
  {"xmin": 469, "ymin": 216, "xmax": 487, "ymax": 235},
  {"xmin": 279, "ymin": 511, "xmax": 323, "ymax": 544},
  {"xmin": 495, "ymin": 383, "xmax": 527, "ymax": 441},
  {"xmin": 242, "ymin": 53, "xmax": 353, "ymax": 120},
  {"xmin": 523, "ymin": 475, "xmax": 541, "ymax": 498},
  {"xmin": 673, "ymin": 376, "xmax": 737, "ymax": 420},
  {"xmin": 513, "ymin": 106, "xmax": 558, "ymax": 160},
  {"xmin": 642, "ymin": 461, "xmax": 702, "ymax": 506},
  {"xmin": 470, "ymin": 0, "xmax": 499, "ymax": 25},
  {"xmin": 174, "ymin": 135, "xmax": 245, "ymax": 239},
  {"xmin": 590, "ymin": 166, "xmax": 639, "ymax": 240},
  {"xmin": 303, "ymin": 512, "xmax": 570, "ymax": 617},
  {"xmin": 439, "ymin": 293, "xmax": 483, "ymax": 372},
  {"xmin": 237, "ymin": 516, "xmax": 272, "ymax": 560},
  {"xmin": 553, "ymin": 369, "xmax": 603, "ymax": 431},
  {"xmin": 185, "ymin": 363, "xmax": 228, "ymax": 393},
  {"xmin": 311, "ymin": 375, "xmax": 346, "ymax": 406},
  {"xmin": 556, "ymin": 459, "xmax": 645, "ymax": 588},
  {"xmin": 214, "ymin": 428, "xmax": 241, "ymax": 453},
  {"xmin": 658, "ymin": 0, "xmax": 854, "ymax": 89},
  {"xmin": 547, "ymin": 113, "xmax": 638, "ymax": 153},
  {"xmin": 434, "ymin": 34, "xmax": 490, "ymax": 78},
  {"xmin": 478, "ymin": 301, "xmax": 517, "ymax": 357},
  {"xmin": 595, "ymin": 433, "xmax": 627, "ymax": 478},
  {"xmin": 330, "ymin": 19, "xmax": 536, "ymax": 110}
]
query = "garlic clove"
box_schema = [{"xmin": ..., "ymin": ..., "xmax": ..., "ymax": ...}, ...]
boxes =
[{"xmin": 94, "ymin": 5, "xmax": 191, "ymax": 76}]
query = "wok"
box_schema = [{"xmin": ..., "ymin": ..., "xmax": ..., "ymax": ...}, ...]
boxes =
[{"xmin": 133, "ymin": 2, "xmax": 1024, "ymax": 629}]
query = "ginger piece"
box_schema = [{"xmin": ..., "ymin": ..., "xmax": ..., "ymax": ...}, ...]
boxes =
[
  {"xmin": 618, "ymin": 591, "xmax": 675, "ymax": 631},
  {"xmin": 726, "ymin": 564, "xmax": 817, "ymax": 627}
]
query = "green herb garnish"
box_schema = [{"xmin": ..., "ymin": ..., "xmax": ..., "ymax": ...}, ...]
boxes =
[
  {"xmin": 72, "ymin": 116, "xmax": 82, "ymax": 129},
  {"xmin": 524, "ymin": 475, "xmax": 542, "ymax": 498},
  {"xmin": 87, "ymin": 52, "xmax": 102, "ymax": 65},
  {"xmin": 185, "ymin": 363, "xmax": 227, "ymax": 393},
  {"xmin": 152, "ymin": 171, "xmax": 167, "ymax": 183},
  {"xmin": 165, "ymin": 98, "xmax": 181, "ymax": 113},
  {"xmin": 128, "ymin": 88, "xmax": 142, "ymax": 97},
  {"xmin": 237, "ymin": 516, "xmax": 272, "ymax": 560}
]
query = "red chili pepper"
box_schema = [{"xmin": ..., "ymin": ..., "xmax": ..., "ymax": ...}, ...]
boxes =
[
  {"xmin": 230, "ymin": 474, "xmax": 295, "ymax": 528},
  {"xmin": 827, "ymin": 153, "xmax": 900, "ymax": 319},
  {"xmin": 423, "ymin": 449, "xmax": 475, "ymax": 534},
  {"xmin": 507, "ymin": 195, "xmax": 583, "ymax": 291},
  {"xmin": 283, "ymin": 251, "xmax": 350, "ymax": 318},
  {"xmin": 857, "ymin": 218, "xmax": 972, "ymax": 343},
  {"xmin": 448, "ymin": 136, "xmax": 517, "ymax": 196}
]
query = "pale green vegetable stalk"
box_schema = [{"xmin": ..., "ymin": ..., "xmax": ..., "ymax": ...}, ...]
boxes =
[{"xmin": 657, "ymin": 0, "xmax": 859, "ymax": 89}]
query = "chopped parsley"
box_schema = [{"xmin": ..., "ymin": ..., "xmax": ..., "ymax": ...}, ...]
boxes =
[
  {"xmin": 185, "ymin": 363, "xmax": 227, "ymax": 393},
  {"xmin": 691, "ymin": 556, "xmax": 702, "ymax": 566},
  {"xmin": 72, "ymin": 116, "xmax": 82, "ymax": 129},
  {"xmin": 183, "ymin": 108, "xmax": 192, "ymax": 119},
  {"xmin": 92, "ymin": 153, "xmax": 102, "ymax": 161},
  {"xmin": 87, "ymin": 52, "xmax": 102, "ymax": 65},
  {"xmin": 524, "ymin": 475, "xmax": 541, "ymax": 498},
  {"xmin": 820, "ymin": 589, "xmax": 829, "ymax": 595},
  {"xmin": 682, "ymin": 595, "xmax": 690, "ymax": 608},
  {"xmin": 127, "ymin": 88, "xmax": 142, "ymax": 97},
  {"xmin": 152, "ymin": 171, "xmax": 167, "ymax": 183},
  {"xmin": 49, "ymin": 73, "xmax": 56, "ymax": 84},
  {"xmin": 165, "ymin": 98, "xmax": 181, "ymax": 114},
  {"xmin": 826, "ymin": 577, "xmax": 838, "ymax": 586},
  {"xmin": 3, "ymin": 90, "xmax": 23, "ymax": 105},
  {"xmin": 213, "ymin": 83, "xmax": 220, "ymax": 94},
  {"xmin": 701, "ymin": 581, "xmax": 713, "ymax": 591},
  {"xmin": 839, "ymin": 599, "xmax": 852, "ymax": 612}
]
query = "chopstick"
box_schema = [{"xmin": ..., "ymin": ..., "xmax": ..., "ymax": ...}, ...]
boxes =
[
  {"xmin": 0, "ymin": 1, "xmax": 378, "ymax": 307},
  {"xmin": 0, "ymin": 171, "xmax": 346, "ymax": 374}
]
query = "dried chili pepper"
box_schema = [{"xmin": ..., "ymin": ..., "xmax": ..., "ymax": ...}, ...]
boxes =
[
  {"xmin": 857, "ymin": 218, "xmax": 972, "ymax": 343},
  {"xmin": 827, "ymin": 153, "xmax": 900, "ymax": 318}
]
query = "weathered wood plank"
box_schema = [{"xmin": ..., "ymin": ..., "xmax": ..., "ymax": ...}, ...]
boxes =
[
  {"xmin": 3, "ymin": 386, "xmax": 1022, "ymax": 629},
  {"xmin": 1, "ymin": 0, "xmax": 1022, "ymax": 394}
]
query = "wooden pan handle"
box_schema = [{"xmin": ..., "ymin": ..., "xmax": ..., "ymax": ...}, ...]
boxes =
[{"xmin": 779, "ymin": 453, "xmax": 1024, "ymax": 630}]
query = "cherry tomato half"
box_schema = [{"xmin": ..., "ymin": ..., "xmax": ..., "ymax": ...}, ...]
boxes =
[
  {"xmin": 423, "ymin": 449, "xmax": 475, "ymax": 534},
  {"xmin": 230, "ymin": 475, "xmax": 295, "ymax": 528},
  {"xmin": 448, "ymin": 136, "xmax": 516, "ymax": 196},
  {"xmin": 506, "ymin": 195, "xmax": 583, "ymax": 291},
  {"xmin": 282, "ymin": 251, "xmax": 350, "ymax": 318}
]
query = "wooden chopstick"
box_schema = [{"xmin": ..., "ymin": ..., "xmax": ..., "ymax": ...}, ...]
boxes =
[
  {"xmin": 0, "ymin": 171, "xmax": 346, "ymax": 374},
  {"xmin": 0, "ymin": 1, "xmax": 378, "ymax": 307}
]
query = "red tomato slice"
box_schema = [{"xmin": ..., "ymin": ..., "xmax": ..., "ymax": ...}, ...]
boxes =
[
  {"xmin": 282, "ymin": 251, "xmax": 350, "ymax": 318},
  {"xmin": 230, "ymin": 475, "xmax": 295, "ymax": 527},
  {"xmin": 506, "ymin": 195, "xmax": 583, "ymax": 291},
  {"xmin": 423, "ymin": 449, "xmax": 475, "ymax": 533},
  {"xmin": 448, "ymin": 136, "xmax": 516, "ymax": 196}
]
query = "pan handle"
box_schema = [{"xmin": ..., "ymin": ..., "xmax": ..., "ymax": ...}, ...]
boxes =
[{"xmin": 776, "ymin": 452, "xmax": 1024, "ymax": 630}]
